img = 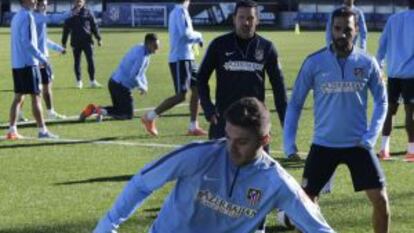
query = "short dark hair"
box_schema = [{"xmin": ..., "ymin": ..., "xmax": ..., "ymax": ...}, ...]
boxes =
[
  {"xmin": 234, "ymin": 0, "xmax": 258, "ymax": 15},
  {"xmin": 409, "ymin": 0, "xmax": 414, "ymax": 9},
  {"xmin": 224, "ymin": 97, "xmax": 270, "ymax": 137},
  {"xmin": 331, "ymin": 6, "xmax": 358, "ymax": 26},
  {"xmin": 144, "ymin": 33, "xmax": 158, "ymax": 44}
]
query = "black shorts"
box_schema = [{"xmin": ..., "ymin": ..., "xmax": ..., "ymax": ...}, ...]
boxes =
[
  {"xmin": 387, "ymin": 78, "xmax": 414, "ymax": 104},
  {"xmin": 302, "ymin": 144, "xmax": 385, "ymax": 196},
  {"xmin": 12, "ymin": 66, "xmax": 41, "ymax": 94},
  {"xmin": 169, "ymin": 60, "xmax": 198, "ymax": 94},
  {"xmin": 40, "ymin": 66, "xmax": 53, "ymax": 85}
]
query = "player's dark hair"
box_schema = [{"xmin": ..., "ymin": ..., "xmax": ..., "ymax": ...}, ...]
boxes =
[
  {"xmin": 331, "ymin": 6, "xmax": 359, "ymax": 26},
  {"xmin": 234, "ymin": 0, "xmax": 258, "ymax": 15},
  {"xmin": 224, "ymin": 97, "xmax": 270, "ymax": 137},
  {"xmin": 409, "ymin": 0, "xmax": 414, "ymax": 9},
  {"xmin": 176, "ymin": 0, "xmax": 187, "ymax": 3},
  {"xmin": 144, "ymin": 33, "xmax": 158, "ymax": 44}
]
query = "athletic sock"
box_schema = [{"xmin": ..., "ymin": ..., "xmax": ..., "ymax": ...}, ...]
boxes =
[
  {"xmin": 189, "ymin": 121, "xmax": 199, "ymax": 130},
  {"xmin": 9, "ymin": 125, "xmax": 17, "ymax": 133},
  {"xmin": 408, "ymin": 143, "xmax": 414, "ymax": 154},
  {"xmin": 39, "ymin": 127, "xmax": 48, "ymax": 134},
  {"xmin": 381, "ymin": 136, "xmax": 390, "ymax": 152},
  {"xmin": 146, "ymin": 110, "xmax": 158, "ymax": 120}
]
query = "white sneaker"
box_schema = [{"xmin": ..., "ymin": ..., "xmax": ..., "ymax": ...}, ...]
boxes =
[
  {"xmin": 38, "ymin": 131, "xmax": 59, "ymax": 139},
  {"xmin": 47, "ymin": 111, "xmax": 67, "ymax": 120},
  {"xmin": 90, "ymin": 80, "xmax": 102, "ymax": 88},
  {"xmin": 76, "ymin": 80, "xmax": 83, "ymax": 89},
  {"xmin": 255, "ymin": 230, "xmax": 265, "ymax": 233}
]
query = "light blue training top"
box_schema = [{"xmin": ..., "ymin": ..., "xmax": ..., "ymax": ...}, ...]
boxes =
[
  {"xmin": 33, "ymin": 11, "xmax": 71, "ymax": 57},
  {"xmin": 325, "ymin": 5, "xmax": 368, "ymax": 51},
  {"xmin": 168, "ymin": 4, "xmax": 203, "ymax": 62},
  {"xmin": 11, "ymin": 8, "xmax": 47, "ymax": 68},
  {"xmin": 111, "ymin": 44, "xmax": 151, "ymax": 91},
  {"xmin": 284, "ymin": 47, "xmax": 387, "ymax": 156},
  {"xmin": 93, "ymin": 139, "xmax": 335, "ymax": 233},
  {"xmin": 376, "ymin": 10, "xmax": 414, "ymax": 78}
]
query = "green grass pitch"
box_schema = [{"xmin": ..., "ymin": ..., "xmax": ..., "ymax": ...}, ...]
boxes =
[{"xmin": 0, "ymin": 27, "xmax": 413, "ymax": 233}]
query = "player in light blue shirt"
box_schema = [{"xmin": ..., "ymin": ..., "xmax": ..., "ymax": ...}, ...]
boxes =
[
  {"xmin": 93, "ymin": 97, "xmax": 334, "ymax": 233},
  {"xmin": 326, "ymin": 0, "xmax": 367, "ymax": 51},
  {"xmin": 284, "ymin": 7, "xmax": 390, "ymax": 233},
  {"xmin": 26, "ymin": 0, "xmax": 74, "ymax": 120},
  {"xmin": 7, "ymin": 0, "xmax": 57, "ymax": 140},
  {"xmin": 78, "ymin": 33, "xmax": 159, "ymax": 121},
  {"xmin": 141, "ymin": 0, "xmax": 207, "ymax": 137},
  {"xmin": 376, "ymin": 0, "xmax": 414, "ymax": 161}
]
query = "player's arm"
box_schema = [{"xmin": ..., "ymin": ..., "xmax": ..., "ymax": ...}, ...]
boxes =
[
  {"xmin": 375, "ymin": 19, "xmax": 390, "ymax": 69},
  {"xmin": 129, "ymin": 53, "xmax": 149, "ymax": 93},
  {"xmin": 61, "ymin": 18, "xmax": 71, "ymax": 48},
  {"xmin": 198, "ymin": 40, "xmax": 218, "ymax": 122},
  {"xmin": 93, "ymin": 143, "xmax": 210, "ymax": 233},
  {"xmin": 357, "ymin": 9, "xmax": 368, "ymax": 51},
  {"xmin": 47, "ymin": 39, "xmax": 65, "ymax": 54},
  {"xmin": 22, "ymin": 16, "xmax": 48, "ymax": 64},
  {"xmin": 272, "ymin": 168, "xmax": 335, "ymax": 233},
  {"xmin": 89, "ymin": 10, "xmax": 102, "ymax": 43},
  {"xmin": 283, "ymin": 58, "xmax": 313, "ymax": 157},
  {"xmin": 359, "ymin": 60, "xmax": 387, "ymax": 149},
  {"xmin": 265, "ymin": 44, "xmax": 288, "ymax": 127},
  {"xmin": 176, "ymin": 9, "xmax": 202, "ymax": 44}
]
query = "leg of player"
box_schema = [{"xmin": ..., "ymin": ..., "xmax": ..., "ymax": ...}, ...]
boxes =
[
  {"xmin": 188, "ymin": 86, "xmax": 207, "ymax": 136},
  {"xmin": 142, "ymin": 93, "xmax": 186, "ymax": 136},
  {"xmin": 84, "ymin": 44, "xmax": 101, "ymax": 88},
  {"xmin": 73, "ymin": 47, "xmax": 83, "ymax": 89},
  {"xmin": 365, "ymin": 188, "xmax": 390, "ymax": 233},
  {"xmin": 380, "ymin": 103, "xmax": 398, "ymax": 160},
  {"xmin": 404, "ymin": 103, "xmax": 414, "ymax": 161},
  {"xmin": 43, "ymin": 82, "xmax": 66, "ymax": 120},
  {"xmin": 31, "ymin": 94, "xmax": 58, "ymax": 138},
  {"xmin": 6, "ymin": 94, "xmax": 25, "ymax": 139}
]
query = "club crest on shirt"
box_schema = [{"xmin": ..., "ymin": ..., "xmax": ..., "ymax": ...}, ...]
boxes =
[
  {"xmin": 354, "ymin": 67, "xmax": 364, "ymax": 79},
  {"xmin": 247, "ymin": 188, "xmax": 262, "ymax": 206},
  {"xmin": 255, "ymin": 49, "xmax": 264, "ymax": 61}
]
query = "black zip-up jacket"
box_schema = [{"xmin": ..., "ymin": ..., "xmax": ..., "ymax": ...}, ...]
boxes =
[
  {"xmin": 62, "ymin": 7, "xmax": 101, "ymax": 47},
  {"xmin": 198, "ymin": 32, "xmax": 288, "ymax": 126}
]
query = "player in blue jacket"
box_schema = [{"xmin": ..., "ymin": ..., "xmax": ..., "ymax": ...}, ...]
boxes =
[
  {"xmin": 284, "ymin": 7, "xmax": 389, "ymax": 233},
  {"xmin": 141, "ymin": 0, "xmax": 207, "ymax": 137},
  {"xmin": 78, "ymin": 33, "xmax": 159, "ymax": 121},
  {"xmin": 93, "ymin": 97, "xmax": 335, "ymax": 233},
  {"xmin": 376, "ymin": 0, "xmax": 414, "ymax": 162},
  {"xmin": 325, "ymin": 0, "xmax": 367, "ymax": 51}
]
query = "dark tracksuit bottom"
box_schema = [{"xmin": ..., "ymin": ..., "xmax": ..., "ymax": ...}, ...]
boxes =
[{"xmin": 72, "ymin": 44, "xmax": 95, "ymax": 82}]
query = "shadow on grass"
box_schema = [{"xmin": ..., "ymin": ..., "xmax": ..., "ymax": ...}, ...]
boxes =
[
  {"xmin": 0, "ymin": 136, "xmax": 118, "ymax": 150},
  {"xmin": 0, "ymin": 221, "xmax": 96, "ymax": 233},
  {"xmin": 55, "ymin": 174, "xmax": 133, "ymax": 185}
]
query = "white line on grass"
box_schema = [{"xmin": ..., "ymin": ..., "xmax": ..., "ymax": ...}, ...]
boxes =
[{"xmin": 0, "ymin": 135, "xmax": 406, "ymax": 162}]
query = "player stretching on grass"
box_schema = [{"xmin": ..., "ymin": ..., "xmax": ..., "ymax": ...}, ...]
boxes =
[
  {"xmin": 141, "ymin": 0, "xmax": 207, "ymax": 137},
  {"xmin": 78, "ymin": 33, "xmax": 159, "ymax": 122},
  {"xmin": 93, "ymin": 97, "xmax": 334, "ymax": 233},
  {"xmin": 284, "ymin": 7, "xmax": 390, "ymax": 233}
]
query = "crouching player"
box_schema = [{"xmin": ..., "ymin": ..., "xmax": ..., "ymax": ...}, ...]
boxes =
[
  {"xmin": 79, "ymin": 33, "xmax": 159, "ymax": 121},
  {"xmin": 93, "ymin": 97, "xmax": 335, "ymax": 233}
]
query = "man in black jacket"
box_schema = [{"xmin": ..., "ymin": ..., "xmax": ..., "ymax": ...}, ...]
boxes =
[
  {"xmin": 198, "ymin": 0, "xmax": 288, "ymax": 140},
  {"xmin": 62, "ymin": 0, "xmax": 102, "ymax": 89}
]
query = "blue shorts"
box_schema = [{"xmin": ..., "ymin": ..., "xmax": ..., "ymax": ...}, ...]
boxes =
[
  {"xmin": 40, "ymin": 66, "xmax": 53, "ymax": 85},
  {"xmin": 12, "ymin": 66, "xmax": 41, "ymax": 94},
  {"xmin": 387, "ymin": 78, "xmax": 414, "ymax": 104},
  {"xmin": 169, "ymin": 60, "xmax": 198, "ymax": 94},
  {"xmin": 302, "ymin": 144, "xmax": 386, "ymax": 195}
]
